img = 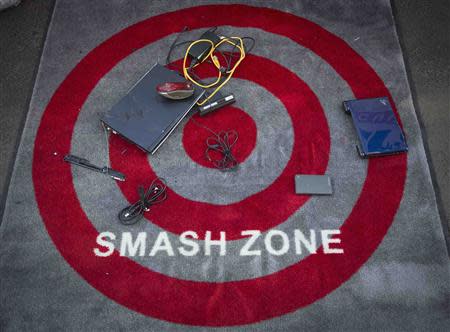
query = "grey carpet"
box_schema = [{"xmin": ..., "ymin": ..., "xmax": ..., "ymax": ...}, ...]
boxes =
[{"xmin": 0, "ymin": 1, "xmax": 449, "ymax": 330}]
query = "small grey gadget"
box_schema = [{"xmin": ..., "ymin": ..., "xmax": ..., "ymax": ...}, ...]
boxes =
[{"xmin": 295, "ymin": 175, "xmax": 333, "ymax": 195}]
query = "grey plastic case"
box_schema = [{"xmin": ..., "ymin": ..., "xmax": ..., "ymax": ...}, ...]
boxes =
[{"xmin": 295, "ymin": 175, "xmax": 333, "ymax": 195}]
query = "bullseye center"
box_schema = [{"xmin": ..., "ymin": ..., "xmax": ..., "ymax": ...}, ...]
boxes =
[{"xmin": 182, "ymin": 106, "xmax": 257, "ymax": 168}]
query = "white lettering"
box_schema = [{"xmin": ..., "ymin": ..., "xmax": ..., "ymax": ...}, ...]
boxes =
[
  {"xmin": 265, "ymin": 230, "xmax": 289, "ymax": 256},
  {"xmin": 94, "ymin": 231, "xmax": 115, "ymax": 257},
  {"xmin": 294, "ymin": 230, "xmax": 317, "ymax": 254},
  {"xmin": 178, "ymin": 231, "xmax": 200, "ymax": 256},
  {"xmin": 149, "ymin": 232, "xmax": 175, "ymax": 256},
  {"xmin": 120, "ymin": 232, "xmax": 146, "ymax": 257},
  {"xmin": 240, "ymin": 230, "xmax": 261, "ymax": 256},
  {"xmin": 204, "ymin": 231, "xmax": 226, "ymax": 256},
  {"xmin": 322, "ymin": 229, "xmax": 344, "ymax": 254}
]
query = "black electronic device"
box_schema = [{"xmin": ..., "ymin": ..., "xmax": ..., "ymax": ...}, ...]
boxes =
[
  {"xmin": 64, "ymin": 154, "xmax": 125, "ymax": 181},
  {"xmin": 198, "ymin": 93, "xmax": 235, "ymax": 116},
  {"xmin": 188, "ymin": 30, "xmax": 221, "ymax": 62},
  {"xmin": 101, "ymin": 64, "xmax": 204, "ymax": 154}
]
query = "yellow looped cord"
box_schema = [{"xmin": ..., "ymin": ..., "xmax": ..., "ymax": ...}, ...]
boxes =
[{"xmin": 182, "ymin": 37, "xmax": 246, "ymax": 106}]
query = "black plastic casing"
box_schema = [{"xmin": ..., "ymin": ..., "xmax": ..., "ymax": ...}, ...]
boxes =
[{"xmin": 189, "ymin": 30, "xmax": 221, "ymax": 62}]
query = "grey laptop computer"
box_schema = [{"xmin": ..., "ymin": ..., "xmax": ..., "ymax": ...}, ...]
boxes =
[{"xmin": 101, "ymin": 64, "xmax": 204, "ymax": 154}]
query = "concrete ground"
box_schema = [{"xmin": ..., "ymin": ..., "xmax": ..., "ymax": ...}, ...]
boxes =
[{"xmin": 0, "ymin": 0, "xmax": 448, "ymax": 244}]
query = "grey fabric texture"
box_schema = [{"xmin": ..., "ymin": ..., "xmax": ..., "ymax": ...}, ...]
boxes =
[{"xmin": 0, "ymin": 0, "xmax": 449, "ymax": 331}]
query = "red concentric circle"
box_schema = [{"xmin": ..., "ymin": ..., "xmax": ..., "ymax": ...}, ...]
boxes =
[{"xmin": 32, "ymin": 4, "xmax": 407, "ymax": 326}]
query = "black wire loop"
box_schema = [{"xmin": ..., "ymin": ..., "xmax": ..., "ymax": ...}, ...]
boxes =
[
  {"xmin": 205, "ymin": 130, "xmax": 239, "ymax": 171},
  {"xmin": 118, "ymin": 178, "xmax": 167, "ymax": 225}
]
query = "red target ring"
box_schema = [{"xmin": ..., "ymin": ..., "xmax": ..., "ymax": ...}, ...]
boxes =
[
  {"xmin": 110, "ymin": 54, "xmax": 330, "ymax": 240},
  {"xmin": 32, "ymin": 4, "xmax": 407, "ymax": 326}
]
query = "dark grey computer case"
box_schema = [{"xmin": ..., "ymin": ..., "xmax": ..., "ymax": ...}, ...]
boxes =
[{"xmin": 101, "ymin": 64, "xmax": 204, "ymax": 154}]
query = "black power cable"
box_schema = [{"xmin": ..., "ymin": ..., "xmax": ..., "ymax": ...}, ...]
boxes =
[
  {"xmin": 191, "ymin": 117, "xmax": 239, "ymax": 171},
  {"xmin": 118, "ymin": 178, "xmax": 167, "ymax": 225},
  {"xmin": 206, "ymin": 130, "xmax": 239, "ymax": 171},
  {"xmin": 166, "ymin": 26, "xmax": 191, "ymax": 70}
]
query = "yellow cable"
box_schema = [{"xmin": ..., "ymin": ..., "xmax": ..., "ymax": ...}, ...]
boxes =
[{"xmin": 183, "ymin": 36, "xmax": 246, "ymax": 106}]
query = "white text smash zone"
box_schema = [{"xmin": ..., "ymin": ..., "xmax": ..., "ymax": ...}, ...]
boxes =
[{"xmin": 94, "ymin": 229, "xmax": 344, "ymax": 257}]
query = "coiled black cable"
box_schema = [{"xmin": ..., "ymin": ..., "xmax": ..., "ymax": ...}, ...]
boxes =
[
  {"xmin": 118, "ymin": 178, "xmax": 167, "ymax": 225},
  {"xmin": 206, "ymin": 130, "xmax": 239, "ymax": 171},
  {"xmin": 191, "ymin": 117, "xmax": 239, "ymax": 171}
]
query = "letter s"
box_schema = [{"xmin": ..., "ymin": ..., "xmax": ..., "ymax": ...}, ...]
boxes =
[
  {"xmin": 94, "ymin": 232, "xmax": 116, "ymax": 257},
  {"xmin": 178, "ymin": 231, "xmax": 200, "ymax": 256}
]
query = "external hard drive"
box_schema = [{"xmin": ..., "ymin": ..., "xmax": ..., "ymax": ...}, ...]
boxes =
[{"xmin": 295, "ymin": 175, "xmax": 333, "ymax": 195}]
